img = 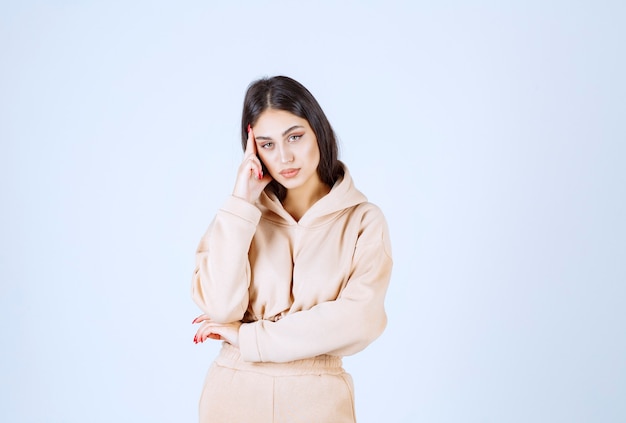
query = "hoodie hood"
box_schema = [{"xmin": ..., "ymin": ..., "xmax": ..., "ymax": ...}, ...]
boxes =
[{"xmin": 257, "ymin": 163, "xmax": 367, "ymax": 227}]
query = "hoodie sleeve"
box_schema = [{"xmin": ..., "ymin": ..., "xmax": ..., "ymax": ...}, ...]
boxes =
[
  {"xmin": 238, "ymin": 205, "xmax": 392, "ymax": 362},
  {"xmin": 191, "ymin": 196, "xmax": 261, "ymax": 323}
]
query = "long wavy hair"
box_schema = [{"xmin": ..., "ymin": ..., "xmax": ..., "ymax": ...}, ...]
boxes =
[{"xmin": 240, "ymin": 76, "xmax": 344, "ymax": 201}]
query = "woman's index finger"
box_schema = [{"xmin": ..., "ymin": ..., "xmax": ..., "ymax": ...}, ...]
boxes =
[{"xmin": 245, "ymin": 124, "xmax": 257, "ymax": 155}]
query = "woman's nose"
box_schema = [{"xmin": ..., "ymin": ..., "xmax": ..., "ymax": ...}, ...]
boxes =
[{"xmin": 280, "ymin": 147, "xmax": 294, "ymax": 163}]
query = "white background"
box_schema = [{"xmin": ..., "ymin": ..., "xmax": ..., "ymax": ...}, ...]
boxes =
[{"xmin": 1, "ymin": 1, "xmax": 625, "ymax": 422}]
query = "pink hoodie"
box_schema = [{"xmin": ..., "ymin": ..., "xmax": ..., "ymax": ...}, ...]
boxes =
[{"xmin": 192, "ymin": 166, "xmax": 393, "ymax": 363}]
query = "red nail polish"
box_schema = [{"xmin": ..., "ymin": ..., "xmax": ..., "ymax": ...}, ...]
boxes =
[{"xmin": 247, "ymin": 123, "xmax": 251, "ymax": 133}]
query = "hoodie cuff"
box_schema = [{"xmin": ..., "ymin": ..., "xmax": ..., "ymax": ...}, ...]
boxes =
[
  {"xmin": 239, "ymin": 321, "xmax": 262, "ymax": 362},
  {"xmin": 220, "ymin": 196, "xmax": 262, "ymax": 225}
]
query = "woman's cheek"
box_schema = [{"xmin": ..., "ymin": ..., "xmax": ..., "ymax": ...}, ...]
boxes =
[{"xmin": 258, "ymin": 152, "xmax": 274, "ymax": 174}]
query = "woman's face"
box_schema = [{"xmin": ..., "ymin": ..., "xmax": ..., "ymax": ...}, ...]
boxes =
[{"xmin": 252, "ymin": 109, "xmax": 322, "ymax": 193}]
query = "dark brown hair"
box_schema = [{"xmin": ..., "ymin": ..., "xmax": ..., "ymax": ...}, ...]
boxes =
[{"xmin": 241, "ymin": 76, "xmax": 344, "ymax": 201}]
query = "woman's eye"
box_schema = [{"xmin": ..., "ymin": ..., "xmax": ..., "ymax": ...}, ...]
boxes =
[
  {"xmin": 288, "ymin": 134, "xmax": 302, "ymax": 142},
  {"xmin": 261, "ymin": 142, "xmax": 273, "ymax": 149}
]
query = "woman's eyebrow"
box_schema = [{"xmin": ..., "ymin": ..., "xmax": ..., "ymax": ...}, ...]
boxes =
[{"xmin": 282, "ymin": 125, "xmax": 304, "ymax": 136}]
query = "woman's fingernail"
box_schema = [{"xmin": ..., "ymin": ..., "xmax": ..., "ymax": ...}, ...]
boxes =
[
  {"xmin": 258, "ymin": 171, "xmax": 263, "ymax": 179},
  {"xmin": 247, "ymin": 123, "xmax": 251, "ymax": 133}
]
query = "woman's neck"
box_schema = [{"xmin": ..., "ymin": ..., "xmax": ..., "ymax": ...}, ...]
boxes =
[{"xmin": 283, "ymin": 180, "xmax": 331, "ymax": 222}]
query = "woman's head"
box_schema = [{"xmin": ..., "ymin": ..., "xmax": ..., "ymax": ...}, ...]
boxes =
[{"xmin": 241, "ymin": 76, "xmax": 343, "ymax": 200}]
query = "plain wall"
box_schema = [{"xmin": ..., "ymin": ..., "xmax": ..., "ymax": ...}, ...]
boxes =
[{"xmin": 1, "ymin": 1, "xmax": 624, "ymax": 422}]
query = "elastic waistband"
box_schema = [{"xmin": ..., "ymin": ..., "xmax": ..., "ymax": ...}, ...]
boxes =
[{"xmin": 215, "ymin": 342, "xmax": 345, "ymax": 376}]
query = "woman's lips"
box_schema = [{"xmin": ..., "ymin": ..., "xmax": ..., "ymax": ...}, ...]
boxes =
[{"xmin": 279, "ymin": 168, "xmax": 300, "ymax": 178}]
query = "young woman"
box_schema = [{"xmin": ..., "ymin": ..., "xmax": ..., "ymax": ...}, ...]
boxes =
[{"xmin": 191, "ymin": 76, "xmax": 392, "ymax": 422}]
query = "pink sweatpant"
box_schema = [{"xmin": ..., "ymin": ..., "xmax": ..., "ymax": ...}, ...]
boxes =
[{"xmin": 199, "ymin": 343, "xmax": 356, "ymax": 423}]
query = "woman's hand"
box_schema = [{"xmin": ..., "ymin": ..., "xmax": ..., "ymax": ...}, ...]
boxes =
[
  {"xmin": 232, "ymin": 125, "xmax": 272, "ymax": 204},
  {"xmin": 192, "ymin": 314, "xmax": 242, "ymax": 348}
]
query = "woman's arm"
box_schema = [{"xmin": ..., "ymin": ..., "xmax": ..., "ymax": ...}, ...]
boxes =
[
  {"xmin": 191, "ymin": 196, "xmax": 261, "ymax": 323},
  {"xmin": 191, "ymin": 126, "xmax": 271, "ymax": 323}
]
